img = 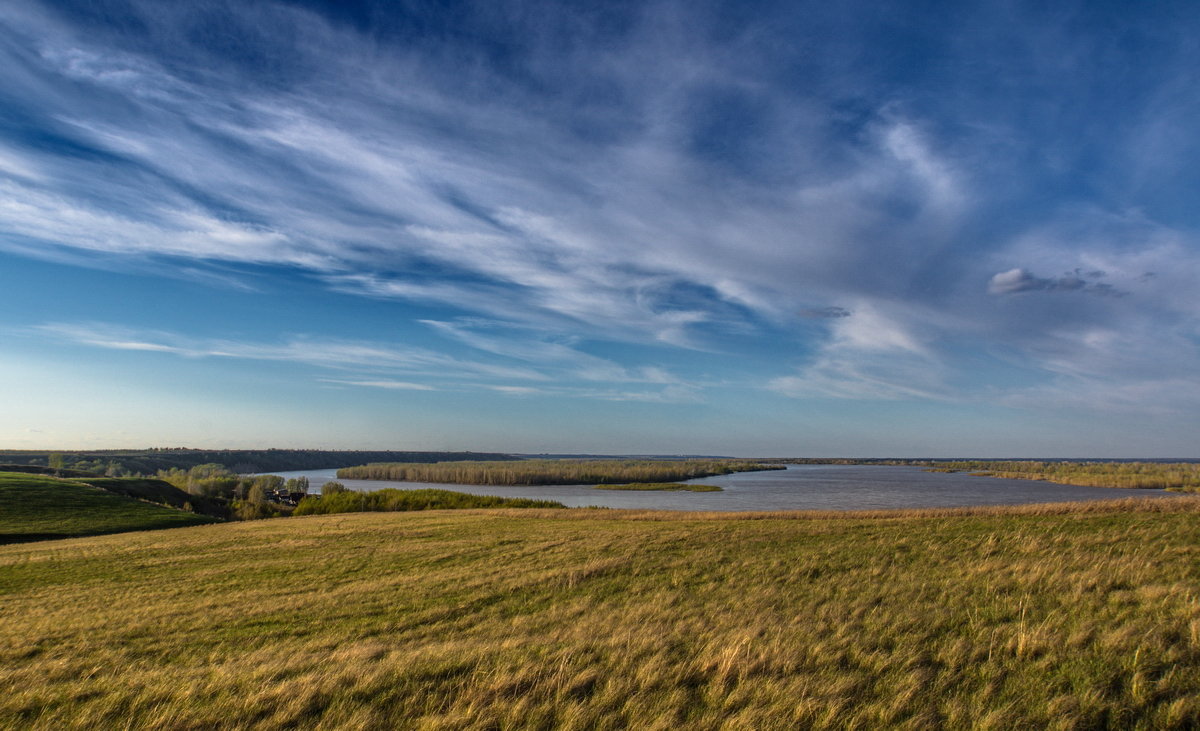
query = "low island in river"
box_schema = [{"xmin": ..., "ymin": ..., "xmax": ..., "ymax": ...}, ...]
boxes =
[{"xmin": 593, "ymin": 482, "xmax": 722, "ymax": 492}]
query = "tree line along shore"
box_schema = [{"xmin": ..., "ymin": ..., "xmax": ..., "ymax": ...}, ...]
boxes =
[
  {"xmin": 336, "ymin": 459, "xmax": 784, "ymax": 485},
  {"xmin": 337, "ymin": 458, "xmax": 1200, "ymax": 491},
  {"xmin": 0, "ymin": 458, "xmax": 778, "ymax": 543},
  {"xmin": 4, "ymin": 457, "xmax": 1197, "ymax": 544},
  {"xmin": 0, "ymin": 449, "xmax": 519, "ymax": 478},
  {"xmin": 6, "ymin": 450, "xmax": 1196, "ymax": 491}
]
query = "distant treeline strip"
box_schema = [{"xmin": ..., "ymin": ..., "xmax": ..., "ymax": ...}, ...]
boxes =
[
  {"xmin": 293, "ymin": 488, "xmax": 562, "ymax": 515},
  {"xmin": 928, "ymin": 461, "xmax": 1200, "ymax": 491},
  {"xmin": 0, "ymin": 449, "xmax": 518, "ymax": 476},
  {"xmin": 338, "ymin": 460, "xmax": 783, "ymax": 486}
]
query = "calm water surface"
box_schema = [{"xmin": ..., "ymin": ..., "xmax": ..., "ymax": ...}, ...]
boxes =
[{"xmin": 263, "ymin": 464, "xmax": 1177, "ymax": 511}]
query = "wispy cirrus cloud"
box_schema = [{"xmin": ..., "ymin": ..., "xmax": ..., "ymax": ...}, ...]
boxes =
[
  {"xmin": 34, "ymin": 322, "xmax": 547, "ymax": 382},
  {"xmin": 321, "ymin": 379, "xmax": 437, "ymax": 392},
  {"xmin": 419, "ymin": 318, "xmax": 685, "ymax": 384},
  {"xmin": 769, "ymin": 303, "xmax": 951, "ymax": 401},
  {"xmin": 32, "ymin": 321, "xmax": 707, "ymax": 403},
  {"xmin": 3, "ymin": 0, "xmax": 1200, "ymax": 438},
  {"xmin": 0, "ymin": 0, "xmax": 973, "ymax": 345}
]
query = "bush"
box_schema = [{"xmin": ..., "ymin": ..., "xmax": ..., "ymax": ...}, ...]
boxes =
[{"xmin": 231, "ymin": 499, "xmax": 290, "ymax": 520}]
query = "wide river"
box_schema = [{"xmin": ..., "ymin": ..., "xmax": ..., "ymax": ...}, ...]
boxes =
[{"xmin": 262, "ymin": 464, "xmax": 1178, "ymax": 511}]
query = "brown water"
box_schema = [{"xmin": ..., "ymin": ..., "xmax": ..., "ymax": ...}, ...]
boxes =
[{"xmin": 263, "ymin": 464, "xmax": 1180, "ymax": 511}]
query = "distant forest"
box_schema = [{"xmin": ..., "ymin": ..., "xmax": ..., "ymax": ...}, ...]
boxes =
[{"xmin": 0, "ymin": 449, "xmax": 518, "ymax": 477}]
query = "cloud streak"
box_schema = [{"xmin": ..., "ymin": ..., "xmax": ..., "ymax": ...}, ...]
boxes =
[
  {"xmin": 3, "ymin": 0, "xmax": 1200, "ymax": 439},
  {"xmin": 35, "ymin": 322, "xmax": 547, "ymax": 382},
  {"xmin": 33, "ymin": 321, "xmax": 706, "ymax": 403},
  {"xmin": 988, "ymin": 268, "xmax": 1125, "ymax": 297}
]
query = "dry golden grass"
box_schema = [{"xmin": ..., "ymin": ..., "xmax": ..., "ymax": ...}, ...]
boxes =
[
  {"xmin": 931, "ymin": 461, "xmax": 1200, "ymax": 490},
  {"xmin": 1, "ymin": 497, "xmax": 1198, "ymax": 729}
]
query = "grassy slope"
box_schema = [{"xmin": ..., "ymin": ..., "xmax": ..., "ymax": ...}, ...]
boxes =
[
  {"xmin": 2, "ymin": 498, "xmax": 1198, "ymax": 728},
  {"xmin": 69, "ymin": 476, "xmax": 195, "ymax": 508},
  {"xmin": 0, "ymin": 472, "xmax": 215, "ymax": 543}
]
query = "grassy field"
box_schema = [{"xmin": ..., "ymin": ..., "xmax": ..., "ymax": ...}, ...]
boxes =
[
  {"xmin": 927, "ymin": 461, "xmax": 1200, "ymax": 491},
  {"xmin": 594, "ymin": 482, "xmax": 723, "ymax": 492},
  {"xmin": 0, "ymin": 471, "xmax": 216, "ymax": 544},
  {"xmin": 2, "ymin": 497, "xmax": 1198, "ymax": 728},
  {"xmin": 337, "ymin": 459, "xmax": 783, "ymax": 486}
]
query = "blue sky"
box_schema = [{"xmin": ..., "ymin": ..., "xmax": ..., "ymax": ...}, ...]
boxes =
[{"xmin": 1, "ymin": 0, "xmax": 1198, "ymax": 456}]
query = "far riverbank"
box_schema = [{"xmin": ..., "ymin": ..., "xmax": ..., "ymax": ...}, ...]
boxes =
[{"xmin": 259, "ymin": 464, "xmax": 1180, "ymax": 512}]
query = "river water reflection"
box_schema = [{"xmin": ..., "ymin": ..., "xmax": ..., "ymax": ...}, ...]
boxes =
[{"xmin": 262, "ymin": 464, "xmax": 1177, "ymax": 511}]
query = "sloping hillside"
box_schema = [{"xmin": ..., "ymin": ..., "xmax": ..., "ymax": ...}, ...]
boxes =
[
  {"xmin": 1, "ymin": 498, "xmax": 1197, "ymax": 727},
  {"xmin": 0, "ymin": 471, "xmax": 216, "ymax": 543}
]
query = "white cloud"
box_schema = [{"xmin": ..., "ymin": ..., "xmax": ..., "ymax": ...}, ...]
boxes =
[
  {"xmin": 0, "ymin": 2, "xmax": 980, "ymax": 352},
  {"xmin": 322, "ymin": 379, "xmax": 437, "ymax": 391},
  {"xmin": 882, "ymin": 120, "xmax": 965, "ymax": 217},
  {"xmin": 33, "ymin": 321, "xmax": 707, "ymax": 403},
  {"xmin": 489, "ymin": 385, "xmax": 542, "ymax": 395},
  {"xmin": 0, "ymin": 144, "xmax": 43, "ymax": 181},
  {"xmin": 4, "ymin": 0, "xmax": 1198, "ymax": 430},
  {"xmin": 769, "ymin": 303, "xmax": 950, "ymax": 400},
  {"xmin": 35, "ymin": 322, "xmax": 546, "ymax": 382}
]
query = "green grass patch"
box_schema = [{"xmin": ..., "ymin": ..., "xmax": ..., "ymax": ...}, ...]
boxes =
[
  {"xmin": 594, "ymin": 482, "xmax": 723, "ymax": 491},
  {"xmin": 293, "ymin": 487, "xmax": 564, "ymax": 515},
  {"xmin": 0, "ymin": 471, "xmax": 216, "ymax": 544},
  {"xmin": 1, "ymin": 498, "xmax": 1198, "ymax": 727},
  {"xmin": 68, "ymin": 476, "xmax": 194, "ymax": 508}
]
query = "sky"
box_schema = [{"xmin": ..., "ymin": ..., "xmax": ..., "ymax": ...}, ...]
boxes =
[{"xmin": 1, "ymin": 0, "xmax": 1198, "ymax": 456}]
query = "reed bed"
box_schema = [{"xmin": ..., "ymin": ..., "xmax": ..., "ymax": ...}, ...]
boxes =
[
  {"xmin": 337, "ymin": 459, "xmax": 782, "ymax": 486},
  {"xmin": 1, "ymin": 497, "xmax": 1198, "ymax": 728},
  {"xmin": 931, "ymin": 461, "xmax": 1200, "ymax": 491}
]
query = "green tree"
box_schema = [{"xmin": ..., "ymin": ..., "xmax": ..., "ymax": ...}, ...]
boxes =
[{"xmin": 321, "ymin": 481, "xmax": 347, "ymax": 497}]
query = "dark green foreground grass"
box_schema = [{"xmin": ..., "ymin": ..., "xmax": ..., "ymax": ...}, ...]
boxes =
[
  {"xmin": 1, "ymin": 497, "xmax": 1198, "ymax": 728},
  {"xmin": 0, "ymin": 471, "xmax": 215, "ymax": 543}
]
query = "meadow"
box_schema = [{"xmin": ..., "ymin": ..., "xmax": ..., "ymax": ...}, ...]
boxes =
[
  {"xmin": 0, "ymin": 471, "xmax": 215, "ymax": 543},
  {"xmin": 337, "ymin": 459, "xmax": 782, "ymax": 485},
  {"xmin": 929, "ymin": 461, "xmax": 1200, "ymax": 491},
  {"xmin": 2, "ymin": 497, "xmax": 1198, "ymax": 728}
]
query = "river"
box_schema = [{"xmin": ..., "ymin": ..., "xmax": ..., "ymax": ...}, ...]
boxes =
[{"xmin": 258, "ymin": 464, "xmax": 1179, "ymax": 511}]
